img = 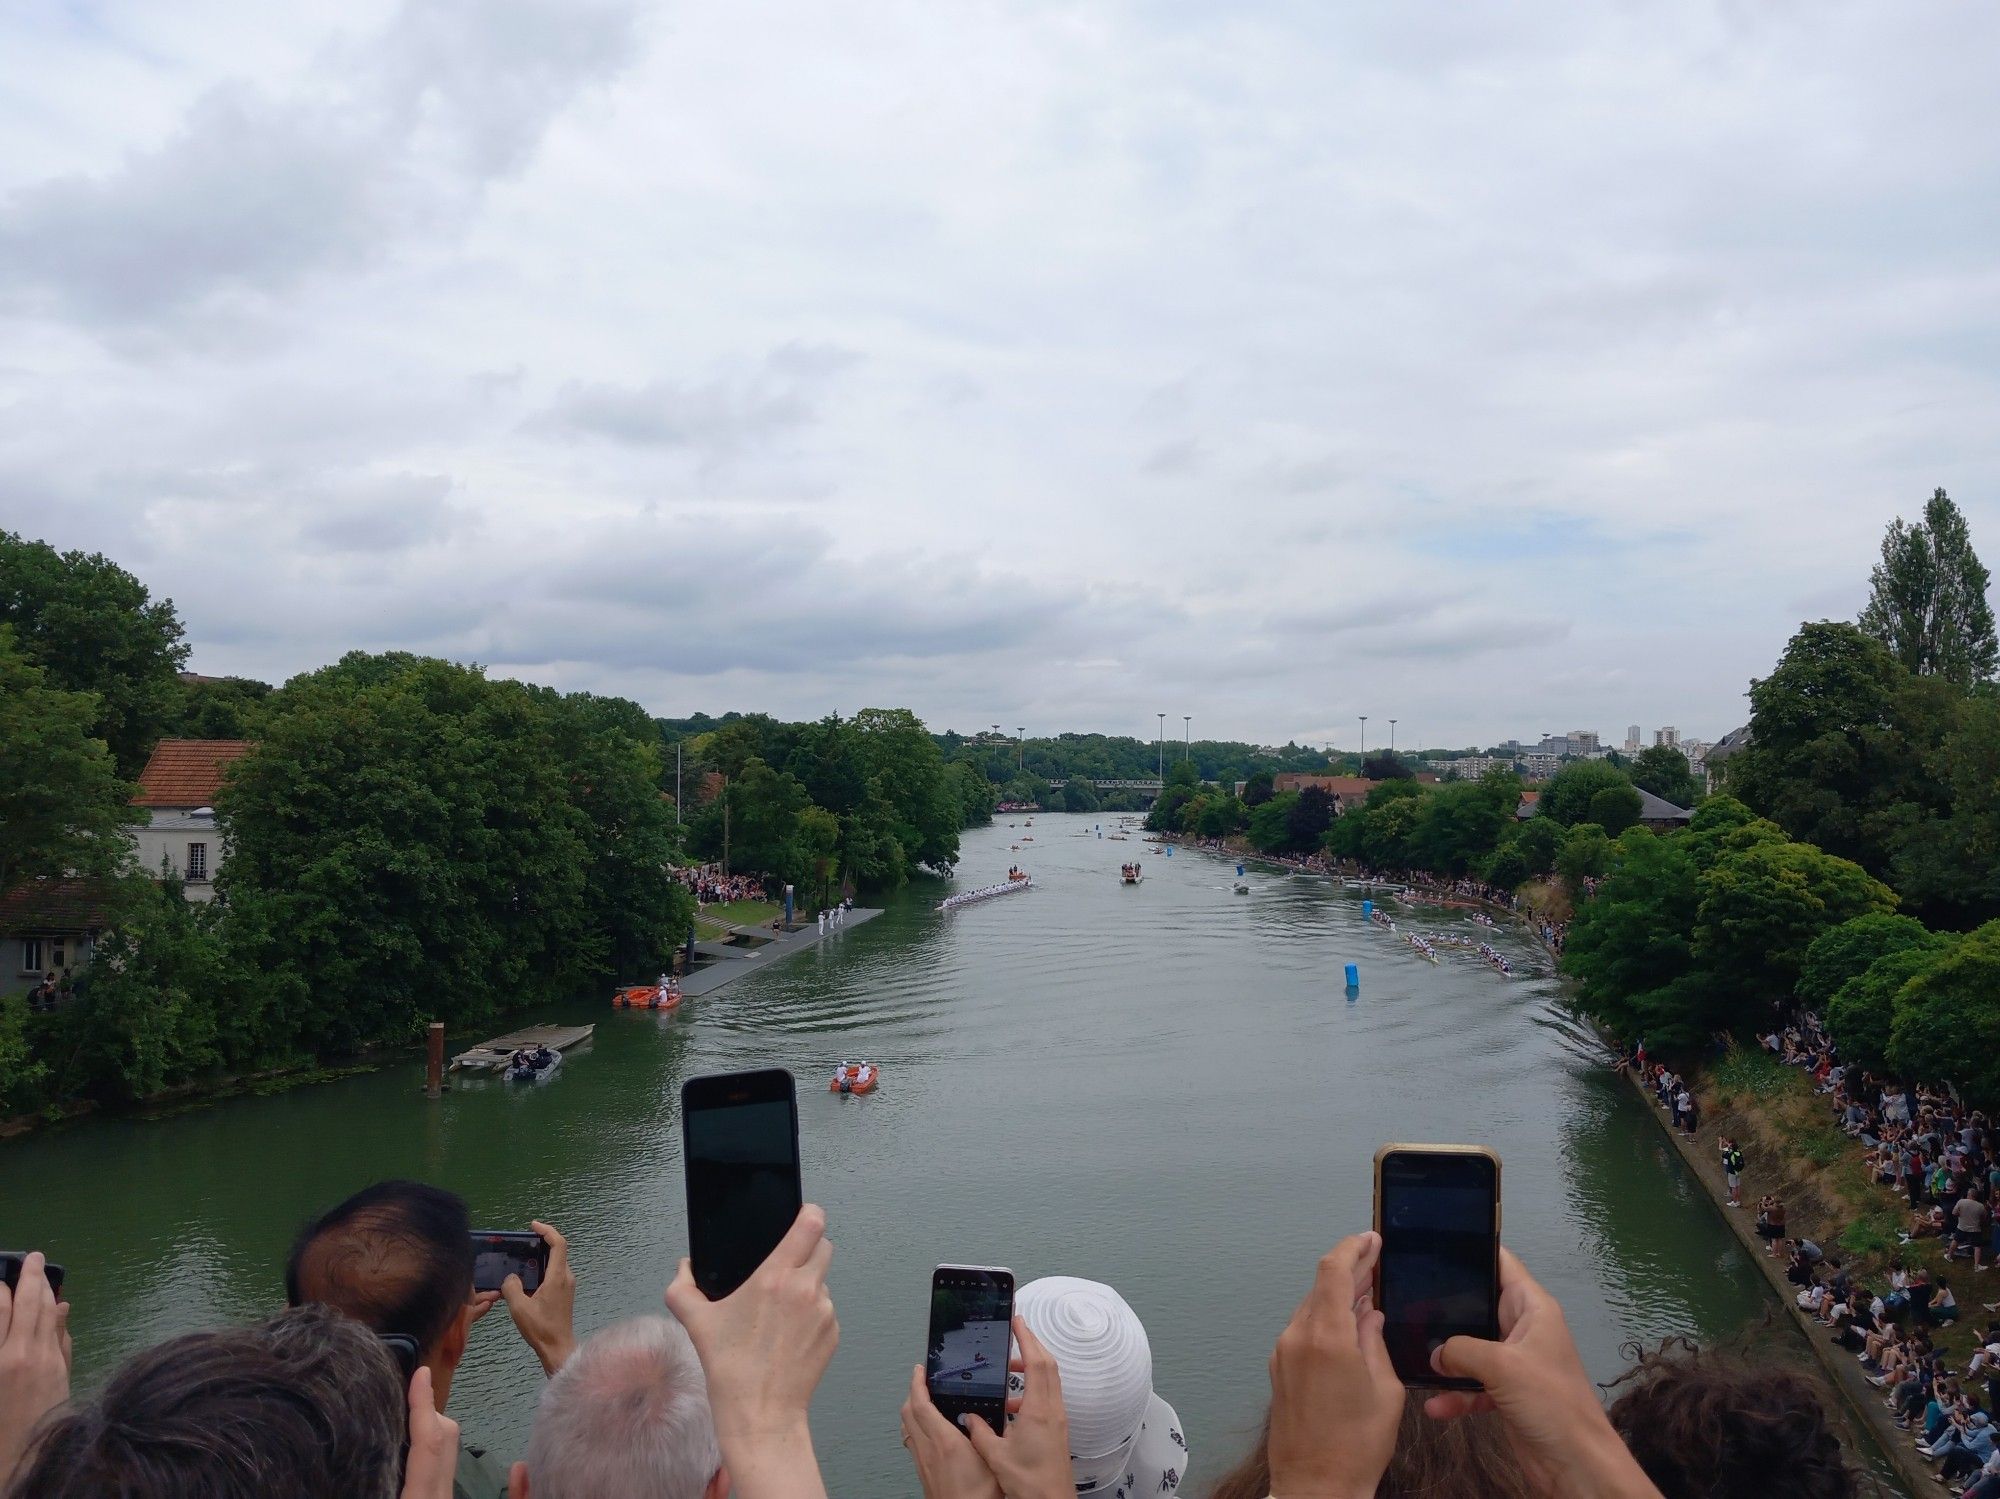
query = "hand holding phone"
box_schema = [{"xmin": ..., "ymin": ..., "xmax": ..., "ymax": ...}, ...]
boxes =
[
  {"xmin": 0, "ymin": 1253, "xmax": 66, "ymax": 1301},
  {"xmin": 925, "ymin": 1265, "xmax": 1014, "ymax": 1435},
  {"xmin": 1372, "ymin": 1145, "xmax": 1501, "ymax": 1389},
  {"xmin": 470, "ymin": 1232, "xmax": 549, "ymax": 1295},
  {"xmin": 681, "ymin": 1068, "xmax": 803, "ymax": 1300}
]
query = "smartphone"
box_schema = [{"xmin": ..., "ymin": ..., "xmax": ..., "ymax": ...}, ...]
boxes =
[
  {"xmin": 681, "ymin": 1068, "xmax": 803, "ymax": 1300},
  {"xmin": 0, "ymin": 1253, "xmax": 66, "ymax": 1300},
  {"xmin": 470, "ymin": 1231, "xmax": 550, "ymax": 1294},
  {"xmin": 926, "ymin": 1264, "xmax": 1015, "ymax": 1435},
  {"xmin": 1373, "ymin": 1144, "xmax": 1501, "ymax": 1389}
]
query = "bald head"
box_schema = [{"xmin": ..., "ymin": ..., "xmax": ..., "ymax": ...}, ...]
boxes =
[
  {"xmin": 522, "ymin": 1316, "xmax": 722, "ymax": 1499},
  {"xmin": 285, "ymin": 1180, "xmax": 473, "ymax": 1360}
]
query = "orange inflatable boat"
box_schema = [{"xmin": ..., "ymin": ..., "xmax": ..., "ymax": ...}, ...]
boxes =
[
  {"xmin": 829, "ymin": 1062, "xmax": 879, "ymax": 1094},
  {"xmin": 614, "ymin": 984, "xmax": 681, "ymax": 1010}
]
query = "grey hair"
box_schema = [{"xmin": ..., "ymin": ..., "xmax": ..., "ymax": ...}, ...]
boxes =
[{"xmin": 524, "ymin": 1315, "xmax": 721, "ymax": 1499}]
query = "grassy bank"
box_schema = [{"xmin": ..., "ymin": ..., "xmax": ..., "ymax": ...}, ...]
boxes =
[
  {"xmin": 693, "ymin": 898, "xmax": 782, "ymax": 940},
  {"xmin": 1695, "ymin": 1046, "xmax": 1982, "ymax": 1366}
]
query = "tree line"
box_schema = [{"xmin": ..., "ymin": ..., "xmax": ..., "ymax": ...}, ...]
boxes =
[
  {"xmin": 0, "ymin": 531, "xmax": 981, "ymax": 1116},
  {"xmin": 1563, "ymin": 489, "xmax": 2000, "ymax": 1105}
]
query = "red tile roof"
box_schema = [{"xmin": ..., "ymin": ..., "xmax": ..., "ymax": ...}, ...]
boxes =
[
  {"xmin": 133, "ymin": 739, "xmax": 254, "ymax": 808},
  {"xmin": 0, "ymin": 879, "xmax": 121, "ymax": 932},
  {"xmin": 1273, "ymin": 774, "xmax": 1380, "ymax": 799}
]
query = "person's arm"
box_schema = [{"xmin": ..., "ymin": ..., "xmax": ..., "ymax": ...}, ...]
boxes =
[
  {"xmin": 0, "ymin": 1251, "xmax": 71, "ymax": 1483},
  {"xmin": 500, "ymin": 1221, "xmax": 577, "ymax": 1375},
  {"xmin": 666, "ymin": 1205, "xmax": 837, "ymax": 1499},
  {"xmin": 1426, "ymin": 1249, "xmax": 1664, "ymax": 1499},
  {"xmin": 1263, "ymin": 1232, "xmax": 1405, "ymax": 1499}
]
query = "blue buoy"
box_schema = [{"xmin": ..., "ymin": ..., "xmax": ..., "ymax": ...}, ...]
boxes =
[
  {"xmin": 1346, "ymin": 984, "xmax": 1360, "ymax": 1002},
  {"xmin": 1361, "ymin": 899, "xmax": 1373, "ymax": 919},
  {"xmin": 1165, "ymin": 846, "xmax": 1173, "ymax": 856},
  {"xmin": 1236, "ymin": 862, "xmax": 1245, "ymax": 877},
  {"xmin": 1345, "ymin": 962, "xmax": 1359, "ymax": 988}
]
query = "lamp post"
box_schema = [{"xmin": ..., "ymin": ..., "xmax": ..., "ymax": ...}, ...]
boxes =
[
  {"xmin": 1157, "ymin": 713, "xmax": 1165, "ymax": 781},
  {"xmin": 1016, "ymin": 727, "xmax": 1025, "ymax": 771},
  {"xmin": 1389, "ymin": 719, "xmax": 1397, "ymax": 755},
  {"xmin": 1183, "ymin": 715, "xmax": 1191, "ymax": 762},
  {"xmin": 1358, "ymin": 715, "xmax": 1367, "ymax": 762}
]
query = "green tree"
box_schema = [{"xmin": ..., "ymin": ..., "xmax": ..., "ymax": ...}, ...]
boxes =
[
  {"xmin": 1887, "ymin": 922, "xmax": 2000, "ymax": 1104},
  {"xmin": 1540, "ymin": 761, "xmax": 1633, "ymax": 826},
  {"xmin": 0, "ymin": 531, "xmax": 189, "ymax": 773},
  {"xmin": 1061, "ymin": 779, "xmax": 1101, "ymax": 814},
  {"xmin": 798, "ymin": 805, "xmax": 841, "ymax": 908},
  {"xmin": 219, "ymin": 655, "xmax": 593, "ymax": 1055},
  {"xmin": 1691, "ymin": 840, "xmax": 1896, "ymax": 1023},
  {"xmin": 1829, "ymin": 939, "xmax": 1956, "ymax": 1072},
  {"xmin": 1587, "ymin": 783, "xmax": 1643, "ymax": 837},
  {"xmin": 1628, "ymin": 744, "xmax": 1700, "ymax": 808},
  {"xmin": 1408, "ymin": 777, "xmax": 1513, "ymax": 876},
  {"xmin": 1726, "ymin": 621, "xmax": 1946, "ymax": 881},
  {"xmin": 1247, "ymin": 792, "xmax": 1299, "ymax": 854},
  {"xmin": 1510, "ymin": 816, "xmax": 1562, "ymax": 875},
  {"xmin": 1859, "ymin": 487, "xmax": 1998, "ymax": 686},
  {"xmin": 949, "ymin": 760, "xmax": 997, "ymax": 827},
  {"xmin": 851, "ymin": 708, "xmax": 961, "ymax": 874},
  {"xmin": 1555, "ymin": 824, "xmax": 1612, "ymax": 890},
  {"xmin": 166, "ymin": 676, "xmax": 274, "ymax": 740},
  {"xmin": 1796, "ymin": 911, "xmax": 1934, "ymax": 1010},
  {"xmin": 0, "ymin": 628, "xmax": 143, "ymax": 894},
  {"xmin": 1195, "ymin": 796, "xmax": 1246, "ymax": 838},
  {"xmin": 727, "ymin": 758, "xmax": 813, "ymax": 884},
  {"xmin": 1242, "ymin": 771, "xmax": 1275, "ymax": 807},
  {"xmin": 1562, "ymin": 830, "xmax": 1704, "ymax": 1046},
  {"xmin": 1362, "ymin": 754, "xmax": 1413, "ymax": 780},
  {"xmin": 1286, "ymin": 786, "xmax": 1336, "ymax": 851},
  {"xmin": 1890, "ymin": 695, "xmax": 2000, "ymax": 928}
]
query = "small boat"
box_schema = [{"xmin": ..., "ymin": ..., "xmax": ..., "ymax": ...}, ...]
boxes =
[
  {"xmin": 1121, "ymin": 862, "xmax": 1144, "ymax": 885},
  {"xmin": 1021, "ymin": 835, "xmax": 1034, "ymax": 842},
  {"xmin": 939, "ymin": 878, "xmax": 1033, "ymax": 911},
  {"xmin": 830, "ymin": 1061, "xmax": 879, "ymax": 1094},
  {"xmin": 1233, "ymin": 882, "xmax": 1250, "ymax": 895},
  {"xmin": 504, "ymin": 1047, "xmax": 563, "ymax": 1083},
  {"xmin": 1006, "ymin": 867, "xmax": 1030, "ymax": 882},
  {"xmin": 613, "ymin": 983, "xmax": 682, "ymax": 1010}
]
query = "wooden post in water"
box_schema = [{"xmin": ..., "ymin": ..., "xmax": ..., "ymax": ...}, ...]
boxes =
[{"xmin": 426, "ymin": 1023, "xmax": 444, "ymax": 1098}]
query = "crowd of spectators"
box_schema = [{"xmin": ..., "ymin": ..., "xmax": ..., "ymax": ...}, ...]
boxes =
[
  {"xmin": 672, "ymin": 866, "xmax": 767, "ymax": 906},
  {"xmin": 0, "ymin": 1178, "xmax": 1873, "ymax": 1499}
]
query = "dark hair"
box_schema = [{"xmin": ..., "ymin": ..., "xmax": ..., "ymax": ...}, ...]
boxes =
[
  {"xmin": 1205, "ymin": 1398, "xmax": 1533, "ymax": 1499},
  {"xmin": 6, "ymin": 1304, "xmax": 403, "ymax": 1499},
  {"xmin": 1606, "ymin": 1340, "xmax": 1855, "ymax": 1499},
  {"xmin": 285, "ymin": 1179, "xmax": 474, "ymax": 1358}
]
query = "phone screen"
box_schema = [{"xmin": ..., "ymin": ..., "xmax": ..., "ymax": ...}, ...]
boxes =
[
  {"xmin": 470, "ymin": 1233, "xmax": 547, "ymax": 1294},
  {"xmin": 926, "ymin": 1265, "xmax": 1014, "ymax": 1434},
  {"xmin": 683, "ymin": 1070, "xmax": 803, "ymax": 1300},
  {"xmin": 1376, "ymin": 1149, "xmax": 1500, "ymax": 1387}
]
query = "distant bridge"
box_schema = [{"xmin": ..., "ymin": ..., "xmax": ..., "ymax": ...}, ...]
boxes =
[{"xmin": 1044, "ymin": 779, "xmax": 1163, "ymax": 791}]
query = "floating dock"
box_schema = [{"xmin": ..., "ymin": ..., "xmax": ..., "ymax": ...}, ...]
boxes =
[{"xmin": 451, "ymin": 1023, "xmax": 595, "ymax": 1072}]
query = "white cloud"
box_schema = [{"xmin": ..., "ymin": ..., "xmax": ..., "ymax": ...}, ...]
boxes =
[{"xmin": 3, "ymin": 0, "xmax": 1998, "ymax": 746}]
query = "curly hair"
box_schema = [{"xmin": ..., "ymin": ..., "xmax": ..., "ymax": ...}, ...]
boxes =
[{"xmin": 1605, "ymin": 1338, "xmax": 1856, "ymax": 1499}]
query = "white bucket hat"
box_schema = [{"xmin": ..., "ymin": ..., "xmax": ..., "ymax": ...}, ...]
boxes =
[{"xmin": 1011, "ymin": 1276, "xmax": 1188, "ymax": 1497}]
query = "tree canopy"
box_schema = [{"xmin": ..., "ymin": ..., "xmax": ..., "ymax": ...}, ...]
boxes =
[
  {"xmin": 0, "ymin": 530, "xmax": 188, "ymax": 774},
  {"xmin": 1628, "ymin": 744, "xmax": 1700, "ymax": 809},
  {"xmin": 1859, "ymin": 487, "xmax": 1997, "ymax": 687}
]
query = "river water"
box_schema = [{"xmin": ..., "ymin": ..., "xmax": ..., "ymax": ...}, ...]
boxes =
[{"xmin": 2, "ymin": 812, "xmax": 1782, "ymax": 1492}]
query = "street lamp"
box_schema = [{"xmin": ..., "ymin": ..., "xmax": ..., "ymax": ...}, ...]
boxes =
[
  {"xmin": 1389, "ymin": 718, "xmax": 1397, "ymax": 755},
  {"xmin": 1182, "ymin": 715, "xmax": 1191, "ymax": 761},
  {"xmin": 1016, "ymin": 727, "xmax": 1025, "ymax": 771},
  {"xmin": 1358, "ymin": 715, "xmax": 1367, "ymax": 762},
  {"xmin": 1157, "ymin": 713, "xmax": 1166, "ymax": 781}
]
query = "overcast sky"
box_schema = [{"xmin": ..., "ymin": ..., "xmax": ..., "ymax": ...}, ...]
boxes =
[{"xmin": 5, "ymin": 1, "xmax": 1997, "ymax": 751}]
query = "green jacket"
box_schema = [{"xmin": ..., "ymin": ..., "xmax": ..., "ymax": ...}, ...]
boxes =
[{"xmin": 455, "ymin": 1436, "xmax": 511, "ymax": 1499}]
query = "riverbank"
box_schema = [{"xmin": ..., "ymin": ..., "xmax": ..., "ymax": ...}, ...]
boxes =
[{"xmin": 1629, "ymin": 1053, "xmax": 1923, "ymax": 1497}]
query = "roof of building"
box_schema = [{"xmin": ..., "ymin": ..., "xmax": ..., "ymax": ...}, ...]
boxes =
[
  {"xmin": 1636, "ymin": 788, "xmax": 1693, "ymax": 822},
  {"xmin": 1516, "ymin": 791, "xmax": 1542, "ymax": 819},
  {"xmin": 133, "ymin": 739, "xmax": 254, "ymax": 808},
  {"xmin": 0, "ymin": 878, "xmax": 122, "ymax": 933},
  {"xmin": 1273, "ymin": 774, "xmax": 1379, "ymax": 799},
  {"xmin": 1706, "ymin": 724, "xmax": 1753, "ymax": 761}
]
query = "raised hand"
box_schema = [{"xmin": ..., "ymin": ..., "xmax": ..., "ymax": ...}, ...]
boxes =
[
  {"xmin": 1266, "ymin": 1232, "xmax": 1403, "ymax": 1499},
  {"xmin": 501, "ymin": 1220, "xmax": 577, "ymax": 1375},
  {"xmin": 901, "ymin": 1363, "xmax": 1003, "ymax": 1499},
  {"xmin": 400, "ymin": 1366, "xmax": 460, "ymax": 1499},
  {"xmin": 1426, "ymin": 1248, "xmax": 1663, "ymax": 1499},
  {"xmin": 0, "ymin": 1251, "xmax": 71, "ymax": 1481},
  {"xmin": 962, "ymin": 1319, "xmax": 1072, "ymax": 1499},
  {"xmin": 666, "ymin": 1204, "xmax": 837, "ymax": 1499}
]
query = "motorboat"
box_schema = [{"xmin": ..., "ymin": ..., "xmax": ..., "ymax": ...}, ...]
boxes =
[{"xmin": 504, "ymin": 1047, "xmax": 562, "ymax": 1083}]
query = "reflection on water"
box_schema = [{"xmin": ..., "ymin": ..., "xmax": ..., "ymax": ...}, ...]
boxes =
[{"xmin": 1, "ymin": 813, "xmax": 1778, "ymax": 1494}]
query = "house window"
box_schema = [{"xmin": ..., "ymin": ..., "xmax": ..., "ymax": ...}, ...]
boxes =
[
  {"xmin": 48, "ymin": 936, "xmax": 67, "ymax": 971},
  {"xmin": 187, "ymin": 842, "xmax": 209, "ymax": 881},
  {"xmin": 20, "ymin": 938, "xmax": 40, "ymax": 975}
]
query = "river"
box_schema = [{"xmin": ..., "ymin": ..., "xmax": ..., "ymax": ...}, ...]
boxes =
[{"xmin": 3, "ymin": 811, "xmax": 1782, "ymax": 1493}]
